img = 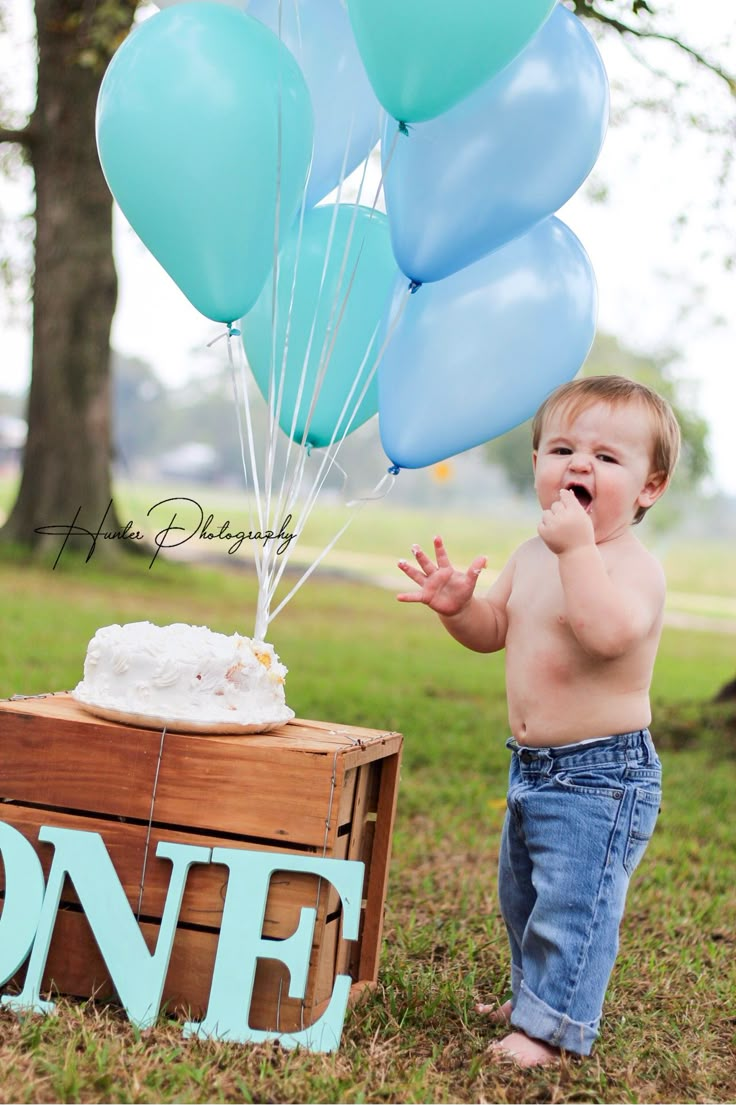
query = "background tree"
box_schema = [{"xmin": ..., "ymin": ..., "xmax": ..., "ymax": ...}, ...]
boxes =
[
  {"xmin": 0, "ymin": 0, "xmax": 733, "ymax": 557},
  {"xmin": 0, "ymin": 0, "xmax": 136, "ymax": 554}
]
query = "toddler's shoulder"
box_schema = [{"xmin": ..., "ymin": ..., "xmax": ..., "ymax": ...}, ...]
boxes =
[
  {"xmin": 504, "ymin": 537, "xmax": 550, "ymax": 585},
  {"xmin": 608, "ymin": 535, "xmax": 666, "ymax": 592},
  {"xmin": 515, "ymin": 535, "xmax": 546, "ymax": 561}
]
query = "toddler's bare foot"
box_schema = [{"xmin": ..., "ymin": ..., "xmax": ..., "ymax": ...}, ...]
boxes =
[
  {"xmin": 475, "ymin": 998, "xmax": 512, "ymax": 1024},
  {"xmin": 489, "ymin": 1031, "xmax": 560, "ymax": 1068}
]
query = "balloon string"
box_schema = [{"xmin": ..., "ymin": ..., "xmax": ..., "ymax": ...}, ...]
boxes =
[
  {"xmin": 265, "ymin": 337, "xmax": 373, "ymax": 607},
  {"xmin": 241, "ymin": 0, "xmax": 362, "ymax": 636},
  {"xmin": 281, "ymin": 202, "xmax": 342, "ymax": 464},
  {"xmin": 263, "ymin": 160, "xmax": 379, "ymax": 610},
  {"xmin": 295, "ymin": 202, "xmax": 366, "ymax": 453},
  {"xmin": 227, "ymin": 62, "xmax": 404, "ymax": 636},
  {"xmin": 289, "ymin": 114, "xmax": 398, "ymax": 481},
  {"xmin": 279, "ymin": 103, "xmax": 388, "ymax": 516},
  {"xmin": 207, "ymin": 324, "xmax": 240, "ymax": 348},
  {"xmin": 259, "ymin": 0, "xmax": 287, "ymax": 625},
  {"xmin": 268, "ymin": 76, "xmax": 366, "ymax": 548},
  {"xmin": 266, "ymin": 468, "xmax": 397, "ymax": 628},
  {"xmin": 295, "ymin": 104, "xmax": 388, "ymax": 458},
  {"xmin": 272, "ymin": 133, "xmax": 373, "ymax": 545},
  {"xmin": 279, "ymin": 279, "xmax": 411, "ymax": 560},
  {"xmin": 264, "ymin": 49, "xmax": 356, "ymax": 610},
  {"xmin": 225, "ymin": 331, "xmax": 275, "ymax": 638},
  {"xmin": 263, "ymin": 283, "xmax": 411, "ymax": 612},
  {"xmin": 346, "ymin": 470, "xmax": 397, "ymax": 507},
  {"xmin": 271, "ymin": 283, "xmax": 408, "ymax": 585}
]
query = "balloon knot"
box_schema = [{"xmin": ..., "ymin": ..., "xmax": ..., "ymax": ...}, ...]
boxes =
[
  {"xmin": 305, "ymin": 443, "xmax": 313, "ymax": 457},
  {"xmin": 387, "ymin": 464, "xmax": 401, "ymax": 476},
  {"xmin": 408, "ymin": 280, "xmax": 422, "ymax": 294},
  {"xmin": 227, "ymin": 323, "xmax": 241, "ymax": 337},
  {"xmin": 398, "ymin": 121, "xmax": 411, "ymax": 136}
]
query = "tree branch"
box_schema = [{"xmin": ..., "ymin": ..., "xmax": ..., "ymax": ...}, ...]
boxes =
[
  {"xmin": 573, "ymin": 2, "xmax": 736, "ymax": 95},
  {"xmin": 0, "ymin": 124, "xmax": 36, "ymax": 148}
]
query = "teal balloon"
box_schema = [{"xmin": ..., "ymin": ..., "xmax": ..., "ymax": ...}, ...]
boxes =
[
  {"xmin": 378, "ymin": 218, "xmax": 597, "ymax": 469},
  {"xmin": 243, "ymin": 205, "xmax": 399, "ymax": 448},
  {"xmin": 96, "ymin": 2, "xmax": 313, "ymax": 323},
  {"xmin": 346, "ymin": 0, "xmax": 556, "ymax": 123}
]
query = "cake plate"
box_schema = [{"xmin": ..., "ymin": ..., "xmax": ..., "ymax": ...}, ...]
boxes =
[{"xmin": 70, "ymin": 694, "xmax": 295, "ymax": 735}]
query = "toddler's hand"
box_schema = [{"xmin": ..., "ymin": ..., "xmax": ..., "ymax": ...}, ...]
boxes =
[
  {"xmin": 538, "ymin": 489, "xmax": 595, "ymax": 555},
  {"xmin": 397, "ymin": 536, "xmax": 487, "ymax": 617}
]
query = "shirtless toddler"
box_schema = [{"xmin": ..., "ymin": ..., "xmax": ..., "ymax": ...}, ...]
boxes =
[{"xmin": 397, "ymin": 375, "xmax": 681, "ymax": 1066}]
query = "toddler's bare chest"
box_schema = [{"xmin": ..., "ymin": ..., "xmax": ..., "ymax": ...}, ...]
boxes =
[{"xmin": 507, "ymin": 556, "xmax": 569, "ymax": 630}]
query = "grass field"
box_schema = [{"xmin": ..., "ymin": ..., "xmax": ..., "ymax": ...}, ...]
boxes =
[{"xmin": 0, "ymin": 494, "xmax": 735, "ymax": 1103}]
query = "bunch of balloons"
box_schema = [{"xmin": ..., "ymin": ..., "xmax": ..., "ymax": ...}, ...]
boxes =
[
  {"xmin": 96, "ymin": 0, "xmax": 607, "ymax": 474},
  {"xmin": 95, "ymin": 0, "xmax": 607, "ymax": 629}
]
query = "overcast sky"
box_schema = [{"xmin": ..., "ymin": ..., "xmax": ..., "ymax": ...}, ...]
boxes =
[{"xmin": 1, "ymin": 0, "xmax": 735, "ymax": 492}]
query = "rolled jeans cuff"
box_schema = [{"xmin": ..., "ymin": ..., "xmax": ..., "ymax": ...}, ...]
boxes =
[{"xmin": 510, "ymin": 980, "xmax": 600, "ymax": 1056}]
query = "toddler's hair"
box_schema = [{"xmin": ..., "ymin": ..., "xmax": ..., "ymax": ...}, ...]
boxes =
[{"xmin": 532, "ymin": 375, "xmax": 681, "ymax": 522}]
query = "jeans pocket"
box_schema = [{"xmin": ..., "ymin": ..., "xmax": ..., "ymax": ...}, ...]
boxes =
[
  {"xmin": 552, "ymin": 769, "xmax": 625, "ymax": 800},
  {"xmin": 623, "ymin": 787, "xmax": 661, "ymax": 875}
]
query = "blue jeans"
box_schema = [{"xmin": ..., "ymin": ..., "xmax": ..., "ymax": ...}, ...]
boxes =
[{"xmin": 498, "ymin": 729, "xmax": 661, "ymax": 1055}]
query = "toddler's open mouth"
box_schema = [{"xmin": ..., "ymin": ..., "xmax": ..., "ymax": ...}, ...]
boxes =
[{"xmin": 567, "ymin": 484, "xmax": 593, "ymax": 512}]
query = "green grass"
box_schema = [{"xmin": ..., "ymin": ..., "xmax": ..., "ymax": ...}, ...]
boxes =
[{"xmin": 0, "ymin": 544, "xmax": 735, "ymax": 1103}]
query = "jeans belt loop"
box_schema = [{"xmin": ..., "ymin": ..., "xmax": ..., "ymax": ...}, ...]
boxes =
[{"xmin": 626, "ymin": 730, "xmax": 643, "ymax": 766}]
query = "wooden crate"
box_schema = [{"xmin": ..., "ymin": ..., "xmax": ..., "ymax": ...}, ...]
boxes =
[{"xmin": 0, "ymin": 693, "xmax": 402, "ymax": 1032}]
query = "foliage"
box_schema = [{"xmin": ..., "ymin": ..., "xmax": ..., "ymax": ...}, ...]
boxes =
[
  {"xmin": 63, "ymin": 0, "xmax": 138, "ymax": 73},
  {"xmin": 572, "ymin": 0, "xmax": 736, "ymax": 97}
]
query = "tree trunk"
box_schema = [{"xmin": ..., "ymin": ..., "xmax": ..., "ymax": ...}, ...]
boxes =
[{"xmin": 0, "ymin": 0, "xmax": 135, "ymax": 558}]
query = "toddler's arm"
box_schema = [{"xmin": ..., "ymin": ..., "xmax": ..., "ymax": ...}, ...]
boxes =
[
  {"xmin": 397, "ymin": 535, "xmax": 512, "ymax": 653},
  {"xmin": 539, "ymin": 489, "xmax": 665, "ymax": 657}
]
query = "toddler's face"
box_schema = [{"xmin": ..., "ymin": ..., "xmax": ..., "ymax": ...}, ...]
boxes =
[{"xmin": 533, "ymin": 400, "xmax": 664, "ymax": 542}]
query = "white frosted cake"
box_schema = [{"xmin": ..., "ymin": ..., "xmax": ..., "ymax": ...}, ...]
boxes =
[{"xmin": 72, "ymin": 622, "xmax": 295, "ymax": 733}]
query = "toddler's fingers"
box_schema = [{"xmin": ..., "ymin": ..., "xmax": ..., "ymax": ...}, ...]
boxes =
[
  {"xmin": 411, "ymin": 544, "xmax": 437, "ymax": 574},
  {"xmin": 433, "ymin": 535, "xmax": 451, "ymax": 568},
  {"xmin": 398, "ymin": 559, "xmax": 425, "ymax": 585},
  {"xmin": 397, "ymin": 591, "xmax": 425, "ymax": 604},
  {"xmin": 466, "ymin": 555, "xmax": 487, "ymax": 581}
]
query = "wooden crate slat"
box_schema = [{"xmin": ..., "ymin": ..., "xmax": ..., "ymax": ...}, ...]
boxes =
[
  {"xmin": 341, "ymin": 732, "xmax": 403, "ymax": 771},
  {"xmin": 356, "ymin": 753, "xmax": 402, "ymax": 983},
  {"xmin": 151, "ymin": 736, "xmax": 335, "ymax": 844},
  {"xmin": 336, "ymin": 766, "xmax": 358, "ymax": 825},
  {"xmin": 0, "ymin": 697, "xmax": 399, "ymax": 756},
  {"xmin": 346, "ymin": 764, "xmax": 373, "ymax": 862},
  {"xmin": 0, "ymin": 712, "xmax": 160, "ymax": 820}
]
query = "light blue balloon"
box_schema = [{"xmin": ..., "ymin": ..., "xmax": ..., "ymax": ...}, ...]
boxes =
[
  {"xmin": 249, "ymin": 0, "xmax": 383, "ymax": 207},
  {"xmin": 243, "ymin": 205, "xmax": 399, "ymax": 448},
  {"xmin": 382, "ymin": 6, "xmax": 609, "ymax": 284},
  {"xmin": 378, "ymin": 218, "xmax": 597, "ymax": 469},
  {"xmin": 96, "ymin": 2, "xmax": 313, "ymax": 323},
  {"xmin": 346, "ymin": 0, "xmax": 556, "ymax": 123}
]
